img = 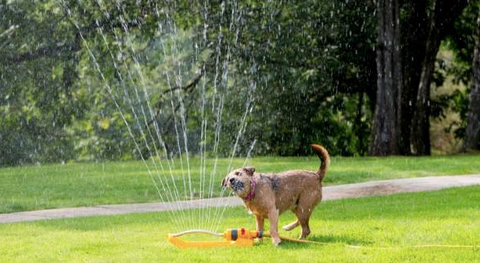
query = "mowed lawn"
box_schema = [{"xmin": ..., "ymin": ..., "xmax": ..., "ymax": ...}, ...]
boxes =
[
  {"xmin": 0, "ymin": 186, "xmax": 479, "ymax": 262},
  {"xmin": 1, "ymin": 154, "xmax": 480, "ymax": 213}
]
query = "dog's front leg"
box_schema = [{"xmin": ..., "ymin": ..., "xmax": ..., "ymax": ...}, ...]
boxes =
[
  {"xmin": 255, "ymin": 214, "xmax": 264, "ymax": 232},
  {"xmin": 255, "ymin": 214, "xmax": 264, "ymax": 242},
  {"xmin": 268, "ymin": 208, "xmax": 281, "ymax": 245}
]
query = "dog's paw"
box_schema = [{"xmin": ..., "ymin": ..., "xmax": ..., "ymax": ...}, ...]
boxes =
[{"xmin": 272, "ymin": 238, "xmax": 282, "ymax": 246}]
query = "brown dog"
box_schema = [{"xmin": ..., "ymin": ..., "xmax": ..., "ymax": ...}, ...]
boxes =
[{"xmin": 222, "ymin": 144, "xmax": 330, "ymax": 245}]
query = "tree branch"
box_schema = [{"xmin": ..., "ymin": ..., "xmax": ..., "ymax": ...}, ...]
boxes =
[
  {"xmin": 146, "ymin": 67, "xmax": 206, "ymax": 127},
  {"xmin": 161, "ymin": 69, "xmax": 205, "ymax": 95}
]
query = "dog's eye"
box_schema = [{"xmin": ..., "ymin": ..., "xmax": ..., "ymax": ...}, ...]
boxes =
[{"xmin": 235, "ymin": 172, "xmax": 241, "ymax": 176}]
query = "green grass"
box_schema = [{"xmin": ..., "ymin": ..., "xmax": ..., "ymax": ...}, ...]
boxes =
[
  {"xmin": 0, "ymin": 186, "xmax": 479, "ymax": 262},
  {"xmin": 1, "ymin": 154, "xmax": 480, "ymax": 213}
]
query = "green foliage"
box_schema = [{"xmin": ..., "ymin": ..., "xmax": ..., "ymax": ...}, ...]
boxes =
[
  {"xmin": 204, "ymin": 0, "xmax": 376, "ymax": 156},
  {"xmin": 447, "ymin": 0, "xmax": 480, "ymax": 85},
  {"xmin": 0, "ymin": 0, "xmax": 190, "ymax": 165},
  {"xmin": 437, "ymin": 0, "xmax": 480, "ymax": 141},
  {"xmin": 0, "ymin": 1, "xmax": 84, "ymax": 165},
  {"xmin": 0, "ymin": 0, "xmax": 478, "ymax": 165}
]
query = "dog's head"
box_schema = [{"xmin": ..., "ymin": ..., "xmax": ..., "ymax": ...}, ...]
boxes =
[{"xmin": 221, "ymin": 166, "xmax": 256, "ymax": 197}]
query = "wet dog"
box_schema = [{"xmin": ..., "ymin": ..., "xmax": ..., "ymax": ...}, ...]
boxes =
[{"xmin": 221, "ymin": 144, "xmax": 330, "ymax": 245}]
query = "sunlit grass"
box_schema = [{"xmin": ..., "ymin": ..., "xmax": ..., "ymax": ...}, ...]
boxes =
[
  {"xmin": 1, "ymin": 154, "xmax": 480, "ymax": 213},
  {"xmin": 0, "ymin": 186, "xmax": 479, "ymax": 262}
]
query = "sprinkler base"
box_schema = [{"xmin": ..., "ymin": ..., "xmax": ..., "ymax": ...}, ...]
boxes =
[{"xmin": 167, "ymin": 228, "xmax": 262, "ymax": 248}]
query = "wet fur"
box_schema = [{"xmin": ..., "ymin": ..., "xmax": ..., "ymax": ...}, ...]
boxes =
[{"xmin": 222, "ymin": 144, "xmax": 330, "ymax": 245}]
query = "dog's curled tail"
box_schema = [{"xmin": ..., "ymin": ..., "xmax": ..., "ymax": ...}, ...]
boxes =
[{"xmin": 310, "ymin": 144, "xmax": 330, "ymax": 181}]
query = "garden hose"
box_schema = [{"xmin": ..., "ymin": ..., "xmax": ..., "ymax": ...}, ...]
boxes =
[{"xmin": 263, "ymin": 233, "xmax": 480, "ymax": 249}]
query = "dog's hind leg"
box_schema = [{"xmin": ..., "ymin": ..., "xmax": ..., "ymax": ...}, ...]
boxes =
[
  {"xmin": 282, "ymin": 220, "xmax": 299, "ymax": 231},
  {"xmin": 296, "ymin": 208, "xmax": 312, "ymax": 239},
  {"xmin": 296, "ymin": 200, "xmax": 318, "ymax": 239}
]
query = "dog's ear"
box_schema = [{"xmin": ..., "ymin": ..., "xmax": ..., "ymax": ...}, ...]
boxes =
[
  {"xmin": 221, "ymin": 178, "xmax": 227, "ymax": 187},
  {"xmin": 243, "ymin": 166, "xmax": 255, "ymax": 176}
]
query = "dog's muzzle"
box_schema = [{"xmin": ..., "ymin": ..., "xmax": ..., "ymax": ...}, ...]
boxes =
[{"xmin": 223, "ymin": 177, "xmax": 244, "ymax": 192}]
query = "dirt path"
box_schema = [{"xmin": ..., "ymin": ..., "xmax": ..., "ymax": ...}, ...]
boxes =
[{"xmin": 1, "ymin": 174, "xmax": 480, "ymax": 224}]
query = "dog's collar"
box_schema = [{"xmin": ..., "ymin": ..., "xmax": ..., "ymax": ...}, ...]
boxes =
[{"xmin": 244, "ymin": 177, "xmax": 256, "ymax": 201}]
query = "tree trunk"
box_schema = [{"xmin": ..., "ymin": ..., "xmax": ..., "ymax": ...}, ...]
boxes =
[
  {"xmin": 370, "ymin": 0, "xmax": 403, "ymax": 156},
  {"xmin": 400, "ymin": 0, "xmax": 429, "ymax": 154},
  {"xmin": 410, "ymin": 38, "xmax": 437, "ymax": 155},
  {"xmin": 410, "ymin": 0, "xmax": 469, "ymax": 155},
  {"xmin": 465, "ymin": 4, "xmax": 480, "ymax": 151}
]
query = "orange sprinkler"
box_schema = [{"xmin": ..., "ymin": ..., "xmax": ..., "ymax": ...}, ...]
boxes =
[{"xmin": 167, "ymin": 228, "xmax": 262, "ymax": 248}]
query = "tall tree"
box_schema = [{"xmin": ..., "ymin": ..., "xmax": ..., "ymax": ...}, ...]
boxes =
[
  {"xmin": 370, "ymin": 0, "xmax": 403, "ymax": 155},
  {"xmin": 399, "ymin": 0, "xmax": 428, "ymax": 153},
  {"xmin": 410, "ymin": 0, "xmax": 469, "ymax": 155},
  {"xmin": 465, "ymin": 4, "xmax": 480, "ymax": 150},
  {"xmin": 370, "ymin": 0, "xmax": 469, "ymax": 156}
]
